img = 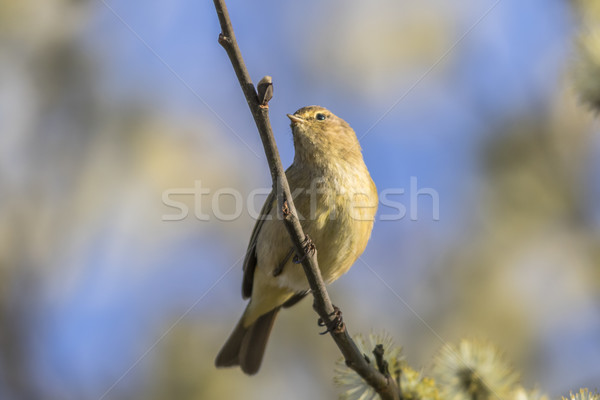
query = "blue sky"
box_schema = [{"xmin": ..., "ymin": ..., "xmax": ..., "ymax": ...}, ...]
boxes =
[{"xmin": 30, "ymin": 0, "xmax": 600, "ymax": 398}]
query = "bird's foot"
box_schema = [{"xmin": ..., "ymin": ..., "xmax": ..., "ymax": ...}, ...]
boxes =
[
  {"xmin": 318, "ymin": 305, "xmax": 345, "ymax": 335},
  {"xmin": 293, "ymin": 235, "xmax": 316, "ymax": 264}
]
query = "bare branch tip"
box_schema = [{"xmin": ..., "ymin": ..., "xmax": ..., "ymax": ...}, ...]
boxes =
[{"xmin": 257, "ymin": 75, "xmax": 274, "ymax": 106}]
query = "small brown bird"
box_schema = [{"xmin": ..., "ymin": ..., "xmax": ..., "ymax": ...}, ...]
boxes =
[{"xmin": 215, "ymin": 106, "xmax": 378, "ymax": 374}]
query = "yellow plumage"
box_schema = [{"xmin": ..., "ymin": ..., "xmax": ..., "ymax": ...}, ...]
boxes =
[{"xmin": 216, "ymin": 106, "xmax": 378, "ymax": 374}]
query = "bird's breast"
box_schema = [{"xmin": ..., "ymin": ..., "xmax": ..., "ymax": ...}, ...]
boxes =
[{"xmin": 289, "ymin": 160, "xmax": 378, "ymax": 283}]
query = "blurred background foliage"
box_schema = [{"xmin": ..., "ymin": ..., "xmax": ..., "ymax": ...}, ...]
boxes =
[{"xmin": 0, "ymin": 0, "xmax": 599, "ymax": 399}]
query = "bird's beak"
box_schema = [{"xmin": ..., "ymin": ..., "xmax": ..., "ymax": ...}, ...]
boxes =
[{"xmin": 287, "ymin": 114, "xmax": 304, "ymax": 124}]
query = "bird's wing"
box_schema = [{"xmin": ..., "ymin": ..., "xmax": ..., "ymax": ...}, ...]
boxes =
[{"xmin": 242, "ymin": 190, "xmax": 275, "ymax": 299}]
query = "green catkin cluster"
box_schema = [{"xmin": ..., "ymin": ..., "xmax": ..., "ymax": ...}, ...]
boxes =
[
  {"xmin": 432, "ymin": 340, "xmax": 518, "ymax": 400},
  {"xmin": 562, "ymin": 388, "xmax": 600, "ymax": 400},
  {"xmin": 334, "ymin": 332, "xmax": 404, "ymax": 400},
  {"xmin": 572, "ymin": 0, "xmax": 600, "ymax": 111},
  {"xmin": 334, "ymin": 336, "xmax": 593, "ymax": 400}
]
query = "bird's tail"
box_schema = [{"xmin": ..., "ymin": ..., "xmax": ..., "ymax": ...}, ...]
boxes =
[{"xmin": 214, "ymin": 305, "xmax": 279, "ymax": 375}]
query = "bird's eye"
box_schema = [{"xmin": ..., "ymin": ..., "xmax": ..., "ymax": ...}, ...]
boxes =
[{"xmin": 315, "ymin": 113, "xmax": 326, "ymax": 121}]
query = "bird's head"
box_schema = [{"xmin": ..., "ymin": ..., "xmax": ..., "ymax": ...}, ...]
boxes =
[{"xmin": 287, "ymin": 106, "xmax": 362, "ymax": 166}]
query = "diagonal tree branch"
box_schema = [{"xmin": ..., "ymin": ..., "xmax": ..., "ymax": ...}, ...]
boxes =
[{"xmin": 212, "ymin": 1, "xmax": 400, "ymax": 398}]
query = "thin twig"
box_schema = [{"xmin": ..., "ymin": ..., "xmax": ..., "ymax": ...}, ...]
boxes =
[
  {"xmin": 373, "ymin": 344, "xmax": 390, "ymax": 376},
  {"xmin": 211, "ymin": 1, "xmax": 400, "ymax": 398}
]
